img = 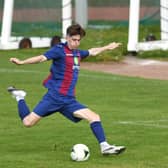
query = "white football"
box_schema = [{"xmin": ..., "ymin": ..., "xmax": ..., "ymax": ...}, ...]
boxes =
[{"xmin": 70, "ymin": 144, "xmax": 90, "ymax": 161}]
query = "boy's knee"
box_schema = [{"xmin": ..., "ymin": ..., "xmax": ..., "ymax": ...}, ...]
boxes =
[
  {"xmin": 88, "ymin": 112, "xmax": 101, "ymax": 123},
  {"xmin": 22, "ymin": 112, "xmax": 41, "ymax": 127},
  {"xmin": 93, "ymin": 113, "xmax": 100, "ymax": 121},
  {"xmin": 22, "ymin": 119, "xmax": 34, "ymax": 127}
]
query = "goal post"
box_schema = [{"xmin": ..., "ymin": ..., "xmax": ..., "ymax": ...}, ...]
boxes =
[
  {"xmin": 62, "ymin": 0, "xmax": 72, "ymax": 38},
  {"xmin": 127, "ymin": 0, "xmax": 140, "ymax": 52},
  {"xmin": 1, "ymin": 0, "xmax": 13, "ymax": 45},
  {"xmin": 160, "ymin": 0, "xmax": 168, "ymax": 40},
  {"xmin": 127, "ymin": 0, "xmax": 168, "ymax": 52}
]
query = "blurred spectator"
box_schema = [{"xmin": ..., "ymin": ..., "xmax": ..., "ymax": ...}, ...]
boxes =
[
  {"xmin": 50, "ymin": 35, "xmax": 61, "ymax": 47},
  {"xmin": 19, "ymin": 38, "xmax": 32, "ymax": 49}
]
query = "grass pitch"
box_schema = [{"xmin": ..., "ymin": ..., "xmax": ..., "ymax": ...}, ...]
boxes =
[{"xmin": 0, "ymin": 51, "xmax": 168, "ymax": 168}]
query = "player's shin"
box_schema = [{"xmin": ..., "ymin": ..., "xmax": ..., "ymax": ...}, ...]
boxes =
[
  {"xmin": 90, "ymin": 121, "xmax": 106, "ymax": 143},
  {"xmin": 18, "ymin": 100, "xmax": 30, "ymax": 120}
]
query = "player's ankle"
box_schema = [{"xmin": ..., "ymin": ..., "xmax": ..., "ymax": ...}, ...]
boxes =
[
  {"xmin": 16, "ymin": 96, "xmax": 25, "ymax": 102},
  {"xmin": 100, "ymin": 141, "xmax": 109, "ymax": 150}
]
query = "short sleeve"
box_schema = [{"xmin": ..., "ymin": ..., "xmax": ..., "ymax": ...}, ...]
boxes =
[
  {"xmin": 79, "ymin": 50, "xmax": 89, "ymax": 59},
  {"xmin": 44, "ymin": 45, "xmax": 63, "ymax": 60}
]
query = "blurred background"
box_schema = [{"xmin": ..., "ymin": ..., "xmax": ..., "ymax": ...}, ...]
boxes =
[{"xmin": 0, "ymin": 0, "xmax": 160, "ymax": 37}]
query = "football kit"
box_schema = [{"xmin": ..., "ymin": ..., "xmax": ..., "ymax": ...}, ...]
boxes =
[{"xmin": 33, "ymin": 42, "xmax": 89, "ymax": 122}]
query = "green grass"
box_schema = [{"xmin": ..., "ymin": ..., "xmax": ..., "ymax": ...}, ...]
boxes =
[
  {"xmin": 0, "ymin": 52, "xmax": 168, "ymax": 168},
  {"xmin": 1, "ymin": 22, "xmax": 167, "ymax": 60},
  {"xmin": 10, "ymin": 24, "xmax": 168, "ymax": 61}
]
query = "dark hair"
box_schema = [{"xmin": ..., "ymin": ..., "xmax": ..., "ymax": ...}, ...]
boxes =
[
  {"xmin": 19, "ymin": 38, "xmax": 32, "ymax": 49},
  {"xmin": 66, "ymin": 24, "xmax": 86, "ymax": 38},
  {"xmin": 50, "ymin": 35, "xmax": 61, "ymax": 47},
  {"xmin": 145, "ymin": 34, "xmax": 156, "ymax": 41}
]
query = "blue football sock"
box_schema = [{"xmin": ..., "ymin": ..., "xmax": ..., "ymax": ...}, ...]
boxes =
[
  {"xmin": 90, "ymin": 121, "xmax": 106, "ymax": 143},
  {"xmin": 18, "ymin": 99, "xmax": 30, "ymax": 120}
]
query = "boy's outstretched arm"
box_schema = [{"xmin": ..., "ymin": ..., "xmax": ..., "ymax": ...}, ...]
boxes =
[
  {"xmin": 10, "ymin": 55, "xmax": 47, "ymax": 65},
  {"xmin": 88, "ymin": 42, "xmax": 121, "ymax": 56}
]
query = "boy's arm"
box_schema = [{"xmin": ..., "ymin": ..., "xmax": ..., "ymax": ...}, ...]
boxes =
[
  {"xmin": 10, "ymin": 55, "xmax": 47, "ymax": 65},
  {"xmin": 88, "ymin": 42, "xmax": 121, "ymax": 56}
]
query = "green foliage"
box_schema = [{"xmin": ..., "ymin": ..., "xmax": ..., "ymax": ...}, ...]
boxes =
[
  {"xmin": 80, "ymin": 27, "xmax": 127, "ymax": 62},
  {"xmin": 0, "ymin": 22, "xmax": 168, "ymax": 62},
  {"xmin": 0, "ymin": 26, "xmax": 127, "ymax": 62},
  {"xmin": 138, "ymin": 25, "xmax": 160, "ymax": 42},
  {"xmin": 0, "ymin": 51, "xmax": 168, "ymax": 168}
]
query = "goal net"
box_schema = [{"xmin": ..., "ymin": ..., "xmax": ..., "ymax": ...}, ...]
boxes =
[
  {"xmin": 128, "ymin": 0, "xmax": 168, "ymax": 52},
  {"xmin": 0, "ymin": 0, "xmax": 71, "ymax": 49}
]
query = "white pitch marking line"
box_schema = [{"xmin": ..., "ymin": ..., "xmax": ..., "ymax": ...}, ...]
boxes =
[
  {"xmin": 0, "ymin": 68, "xmax": 46, "ymax": 74},
  {"xmin": 114, "ymin": 120, "xmax": 168, "ymax": 128},
  {"xmin": 0, "ymin": 68, "xmax": 124, "ymax": 81}
]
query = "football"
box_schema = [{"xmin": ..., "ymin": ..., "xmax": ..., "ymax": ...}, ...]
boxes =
[{"xmin": 70, "ymin": 144, "xmax": 90, "ymax": 161}]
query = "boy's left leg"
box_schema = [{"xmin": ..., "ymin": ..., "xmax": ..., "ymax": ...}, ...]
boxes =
[{"xmin": 7, "ymin": 86, "xmax": 41, "ymax": 127}]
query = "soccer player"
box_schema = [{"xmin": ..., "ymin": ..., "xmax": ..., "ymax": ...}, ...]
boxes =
[{"xmin": 8, "ymin": 24, "xmax": 126, "ymax": 155}]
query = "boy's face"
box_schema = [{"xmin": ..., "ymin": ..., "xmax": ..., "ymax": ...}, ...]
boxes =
[{"xmin": 66, "ymin": 35, "xmax": 81, "ymax": 50}]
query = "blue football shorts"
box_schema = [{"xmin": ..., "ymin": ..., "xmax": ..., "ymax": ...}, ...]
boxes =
[{"xmin": 33, "ymin": 91, "xmax": 87, "ymax": 123}]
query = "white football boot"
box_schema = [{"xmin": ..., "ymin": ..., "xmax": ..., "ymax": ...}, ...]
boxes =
[
  {"xmin": 7, "ymin": 86, "xmax": 26, "ymax": 101},
  {"xmin": 101, "ymin": 142, "xmax": 126, "ymax": 155}
]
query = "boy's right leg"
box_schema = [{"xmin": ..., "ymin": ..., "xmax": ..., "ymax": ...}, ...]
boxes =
[
  {"xmin": 7, "ymin": 86, "xmax": 41, "ymax": 127},
  {"xmin": 73, "ymin": 108, "xmax": 126, "ymax": 155}
]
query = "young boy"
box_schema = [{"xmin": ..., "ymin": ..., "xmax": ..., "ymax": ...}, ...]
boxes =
[{"xmin": 8, "ymin": 24, "xmax": 126, "ymax": 155}]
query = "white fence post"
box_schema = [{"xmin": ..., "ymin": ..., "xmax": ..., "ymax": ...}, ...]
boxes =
[
  {"xmin": 160, "ymin": 0, "xmax": 168, "ymax": 40},
  {"xmin": 1, "ymin": 0, "xmax": 14, "ymax": 44},
  {"xmin": 127, "ymin": 0, "xmax": 140, "ymax": 52},
  {"xmin": 62, "ymin": 0, "xmax": 72, "ymax": 38}
]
